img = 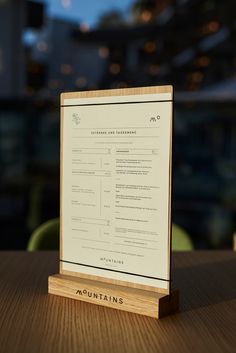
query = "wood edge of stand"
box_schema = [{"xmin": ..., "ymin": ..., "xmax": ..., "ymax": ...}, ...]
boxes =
[
  {"xmin": 60, "ymin": 85, "xmax": 173, "ymax": 102},
  {"xmin": 48, "ymin": 274, "xmax": 179, "ymax": 319}
]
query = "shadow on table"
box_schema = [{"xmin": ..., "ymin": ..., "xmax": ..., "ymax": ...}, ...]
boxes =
[{"xmin": 172, "ymin": 256, "xmax": 236, "ymax": 313}]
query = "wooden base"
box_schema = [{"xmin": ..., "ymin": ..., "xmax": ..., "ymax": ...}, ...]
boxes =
[{"xmin": 48, "ymin": 274, "xmax": 179, "ymax": 319}]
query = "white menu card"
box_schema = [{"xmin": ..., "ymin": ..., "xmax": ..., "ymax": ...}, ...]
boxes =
[{"xmin": 60, "ymin": 86, "xmax": 173, "ymax": 293}]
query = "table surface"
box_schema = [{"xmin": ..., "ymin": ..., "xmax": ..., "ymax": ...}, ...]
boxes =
[{"xmin": 0, "ymin": 251, "xmax": 235, "ymax": 353}]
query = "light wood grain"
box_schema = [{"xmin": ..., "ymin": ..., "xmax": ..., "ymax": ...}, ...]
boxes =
[
  {"xmin": 60, "ymin": 86, "xmax": 173, "ymax": 294},
  {"xmin": 48, "ymin": 274, "xmax": 178, "ymax": 318},
  {"xmin": 0, "ymin": 252, "xmax": 235, "ymax": 353},
  {"xmin": 61, "ymin": 85, "xmax": 173, "ymax": 102},
  {"xmin": 60, "ymin": 268, "xmax": 169, "ymax": 294}
]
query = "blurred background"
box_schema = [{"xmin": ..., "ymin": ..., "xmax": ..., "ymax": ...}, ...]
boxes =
[{"xmin": 0, "ymin": 0, "xmax": 235, "ymax": 250}]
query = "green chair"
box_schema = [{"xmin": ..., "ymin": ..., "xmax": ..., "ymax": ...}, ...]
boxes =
[
  {"xmin": 172, "ymin": 223, "xmax": 194, "ymax": 251},
  {"xmin": 27, "ymin": 218, "xmax": 60, "ymax": 251},
  {"xmin": 27, "ymin": 219, "xmax": 193, "ymax": 251}
]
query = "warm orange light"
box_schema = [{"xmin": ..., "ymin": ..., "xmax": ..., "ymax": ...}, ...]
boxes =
[
  {"xmin": 109, "ymin": 63, "xmax": 120, "ymax": 75},
  {"xmin": 140, "ymin": 10, "xmax": 152, "ymax": 23},
  {"xmin": 144, "ymin": 41, "xmax": 156, "ymax": 53},
  {"xmin": 208, "ymin": 21, "xmax": 220, "ymax": 32},
  {"xmin": 61, "ymin": 64, "xmax": 72, "ymax": 75},
  {"xmin": 80, "ymin": 23, "xmax": 90, "ymax": 33},
  {"xmin": 192, "ymin": 71, "xmax": 204, "ymax": 83},
  {"xmin": 197, "ymin": 56, "xmax": 210, "ymax": 67},
  {"xmin": 75, "ymin": 77, "xmax": 87, "ymax": 87},
  {"xmin": 201, "ymin": 21, "xmax": 220, "ymax": 35},
  {"xmin": 99, "ymin": 47, "xmax": 109, "ymax": 58}
]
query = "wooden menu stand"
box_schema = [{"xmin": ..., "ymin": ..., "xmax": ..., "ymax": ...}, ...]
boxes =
[
  {"xmin": 48, "ymin": 274, "xmax": 179, "ymax": 319},
  {"xmin": 49, "ymin": 86, "xmax": 179, "ymax": 319}
]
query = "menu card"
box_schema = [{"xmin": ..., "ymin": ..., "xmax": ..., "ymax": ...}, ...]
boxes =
[{"xmin": 60, "ymin": 86, "xmax": 173, "ymax": 293}]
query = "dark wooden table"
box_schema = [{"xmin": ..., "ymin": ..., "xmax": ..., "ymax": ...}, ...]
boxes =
[{"xmin": 0, "ymin": 251, "xmax": 235, "ymax": 353}]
